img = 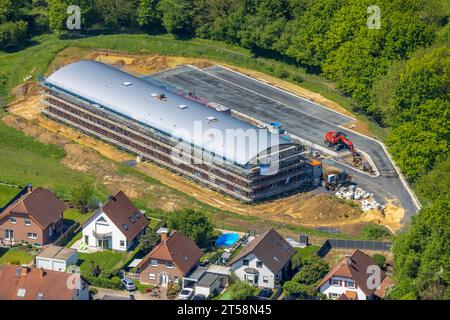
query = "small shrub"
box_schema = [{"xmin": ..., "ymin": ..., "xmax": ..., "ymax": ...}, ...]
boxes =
[
  {"xmin": 372, "ymin": 254, "xmax": 387, "ymax": 268},
  {"xmin": 361, "ymin": 224, "xmax": 391, "ymax": 240}
]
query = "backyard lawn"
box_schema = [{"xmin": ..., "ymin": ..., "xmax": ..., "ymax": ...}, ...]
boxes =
[
  {"xmin": 0, "ymin": 247, "xmax": 34, "ymax": 265},
  {"xmin": 77, "ymin": 250, "xmax": 131, "ymax": 276},
  {"xmin": 64, "ymin": 208, "xmax": 93, "ymax": 225},
  {"xmin": 148, "ymin": 218, "xmax": 162, "ymax": 230}
]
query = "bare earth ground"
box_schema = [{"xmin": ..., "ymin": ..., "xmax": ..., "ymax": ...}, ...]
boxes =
[{"xmin": 3, "ymin": 47, "xmax": 405, "ymax": 235}]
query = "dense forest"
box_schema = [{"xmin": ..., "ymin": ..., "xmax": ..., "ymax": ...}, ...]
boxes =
[{"xmin": 0, "ymin": 0, "xmax": 449, "ymax": 299}]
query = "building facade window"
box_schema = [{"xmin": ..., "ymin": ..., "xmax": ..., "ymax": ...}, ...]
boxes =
[
  {"xmin": 120, "ymin": 240, "xmax": 126, "ymax": 247},
  {"xmin": 84, "ymin": 235, "xmax": 89, "ymax": 244},
  {"xmin": 263, "ymin": 276, "xmax": 269, "ymax": 283},
  {"xmin": 151, "ymin": 259, "xmax": 158, "ymax": 267},
  {"xmin": 166, "ymin": 261, "xmax": 173, "ymax": 269},
  {"xmin": 346, "ymin": 281, "xmax": 355, "ymax": 288},
  {"xmin": 10, "ymin": 217, "xmax": 16, "ymax": 224},
  {"xmin": 256, "ymin": 261, "xmax": 263, "ymax": 268},
  {"xmin": 148, "ymin": 273, "xmax": 156, "ymax": 280},
  {"xmin": 330, "ymin": 293, "xmax": 340, "ymax": 300},
  {"xmin": 27, "ymin": 233, "xmax": 37, "ymax": 239},
  {"xmin": 243, "ymin": 259, "xmax": 249, "ymax": 266},
  {"xmin": 24, "ymin": 219, "xmax": 31, "ymax": 226},
  {"xmin": 331, "ymin": 279, "xmax": 340, "ymax": 286}
]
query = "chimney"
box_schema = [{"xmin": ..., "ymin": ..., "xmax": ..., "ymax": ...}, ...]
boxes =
[
  {"xmin": 40, "ymin": 268, "xmax": 47, "ymax": 278},
  {"xmin": 20, "ymin": 265, "xmax": 29, "ymax": 277},
  {"xmin": 161, "ymin": 230, "xmax": 168, "ymax": 242}
]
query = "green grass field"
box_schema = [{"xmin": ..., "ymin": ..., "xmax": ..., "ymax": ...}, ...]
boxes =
[
  {"xmin": 0, "ymin": 184, "xmax": 21, "ymax": 207},
  {"xmin": 77, "ymin": 250, "xmax": 130, "ymax": 276},
  {"xmin": 0, "ymin": 247, "xmax": 34, "ymax": 265},
  {"xmin": 0, "ymin": 121, "xmax": 96, "ymax": 200}
]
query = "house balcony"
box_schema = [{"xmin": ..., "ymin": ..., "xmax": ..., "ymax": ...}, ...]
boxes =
[{"xmin": 92, "ymin": 230, "xmax": 112, "ymax": 240}]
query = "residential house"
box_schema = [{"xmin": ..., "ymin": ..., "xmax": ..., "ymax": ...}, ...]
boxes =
[
  {"xmin": 0, "ymin": 264, "xmax": 89, "ymax": 300},
  {"xmin": 81, "ymin": 191, "xmax": 149, "ymax": 251},
  {"xmin": 317, "ymin": 249, "xmax": 392, "ymax": 300},
  {"xmin": 35, "ymin": 245, "xmax": 78, "ymax": 272},
  {"xmin": 228, "ymin": 228, "xmax": 296, "ymax": 289},
  {"xmin": 0, "ymin": 185, "xmax": 67, "ymax": 246},
  {"xmin": 137, "ymin": 230, "xmax": 204, "ymax": 287}
]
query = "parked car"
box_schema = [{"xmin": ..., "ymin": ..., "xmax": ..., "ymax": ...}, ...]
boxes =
[
  {"xmin": 192, "ymin": 294, "xmax": 207, "ymax": 300},
  {"xmin": 178, "ymin": 288, "xmax": 194, "ymax": 300},
  {"xmin": 121, "ymin": 278, "xmax": 137, "ymax": 291}
]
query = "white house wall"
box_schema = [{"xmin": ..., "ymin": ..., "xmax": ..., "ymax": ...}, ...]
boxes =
[
  {"xmin": 82, "ymin": 211, "xmax": 128, "ymax": 251},
  {"xmin": 230, "ymin": 253, "xmax": 277, "ymax": 289},
  {"xmin": 319, "ymin": 276, "xmax": 367, "ymax": 300}
]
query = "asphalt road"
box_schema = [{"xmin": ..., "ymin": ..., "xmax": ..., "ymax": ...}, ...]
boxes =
[{"xmin": 148, "ymin": 65, "xmax": 418, "ymax": 219}]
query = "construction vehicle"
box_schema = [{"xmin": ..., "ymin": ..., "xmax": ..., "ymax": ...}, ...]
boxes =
[
  {"xmin": 324, "ymin": 171, "xmax": 352, "ymax": 191},
  {"xmin": 324, "ymin": 131, "xmax": 356, "ymax": 154},
  {"xmin": 324, "ymin": 131, "xmax": 370, "ymax": 169}
]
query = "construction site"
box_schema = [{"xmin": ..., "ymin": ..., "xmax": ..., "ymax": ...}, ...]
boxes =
[{"xmin": 3, "ymin": 48, "xmax": 418, "ymax": 235}]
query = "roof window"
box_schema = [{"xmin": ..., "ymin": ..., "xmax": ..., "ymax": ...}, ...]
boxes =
[
  {"xmin": 133, "ymin": 212, "xmax": 141, "ymax": 219},
  {"xmin": 122, "ymin": 224, "xmax": 129, "ymax": 230},
  {"xmin": 129, "ymin": 217, "xmax": 136, "ymax": 223},
  {"xmin": 17, "ymin": 288, "xmax": 26, "ymax": 297}
]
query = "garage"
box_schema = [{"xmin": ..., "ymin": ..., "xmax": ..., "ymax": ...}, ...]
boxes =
[{"xmin": 35, "ymin": 245, "xmax": 77, "ymax": 272}]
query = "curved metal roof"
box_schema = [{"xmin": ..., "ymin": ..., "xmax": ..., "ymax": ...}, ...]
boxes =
[{"xmin": 45, "ymin": 61, "xmax": 289, "ymax": 166}]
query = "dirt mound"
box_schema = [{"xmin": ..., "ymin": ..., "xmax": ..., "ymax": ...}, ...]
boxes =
[{"xmin": 294, "ymin": 193, "xmax": 361, "ymax": 222}]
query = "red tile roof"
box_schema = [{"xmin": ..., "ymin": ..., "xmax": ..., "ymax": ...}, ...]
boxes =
[
  {"xmin": 138, "ymin": 231, "xmax": 203, "ymax": 275},
  {"xmin": 317, "ymin": 250, "xmax": 386, "ymax": 297},
  {"xmin": 0, "ymin": 265, "xmax": 87, "ymax": 300},
  {"xmin": 0, "ymin": 186, "xmax": 67, "ymax": 229},
  {"xmin": 88, "ymin": 191, "xmax": 149, "ymax": 241},
  {"xmin": 228, "ymin": 228, "xmax": 296, "ymax": 274}
]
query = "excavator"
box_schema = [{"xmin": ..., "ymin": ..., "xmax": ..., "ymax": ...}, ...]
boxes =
[
  {"xmin": 324, "ymin": 131, "xmax": 372, "ymax": 172},
  {"xmin": 324, "ymin": 131, "xmax": 356, "ymax": 155}
]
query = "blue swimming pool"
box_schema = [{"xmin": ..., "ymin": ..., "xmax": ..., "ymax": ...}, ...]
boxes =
[{"xmin": 215, "ymin": 233, "xmax": 240, "ymax": 247}]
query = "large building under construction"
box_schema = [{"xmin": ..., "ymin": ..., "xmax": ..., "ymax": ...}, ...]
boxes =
[{"xmin": 41, "ymin": 61, "xmax": 319, "ymax": 202}]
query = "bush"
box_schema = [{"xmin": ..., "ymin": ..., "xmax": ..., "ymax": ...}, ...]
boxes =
[
  {"xmin": 372, "ymin": 254, "xmax": 387, "ymax": 268},
  {"xmin": 0, "ymin": 20, "xmax": 28, "ymax": 49},
  {"xmin": 283, "ymin": 281, "xmax": 315, "ymax": 297},
  {"xmin": 361, "ymin": 224, "xmax": 391, "ymax": 240},
  {"xmin": 166, "ymin": 282, "xmax": 180, "ymax": 298},
  {"xmin": 167, "ymin": 209, "xmax": 214, "ymax": 244},
  {"xmin": 228, "ymin": 280, "xmax": 257, "ymax": 300},
  {"xmin": 84, "ymin": 275, "xmax": 122, "ymax": 290}
]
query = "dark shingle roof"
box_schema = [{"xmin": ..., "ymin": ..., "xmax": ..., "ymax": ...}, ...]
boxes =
[
  {"xmin": 0, "ymin": 186, "xmax": 67, "ymax": 229},
  {"xmin": 317, "ymin": 250, "xmax": 386, "ymax": 296},
  {"xmin": 228, "ymin": 228, "xmax": 296, "ymax": 274},
  {"xmin": 138, "ymin": 231, "xmax": 204, "ymax": 275},
  {"xmin": 94, "ymin": 191, "xmax": 149, "ymax": 241}
]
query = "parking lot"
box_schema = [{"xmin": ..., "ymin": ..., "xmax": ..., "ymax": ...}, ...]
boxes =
[{"xmin": 149, "ymin": 65, "xmax": 419, "ymax": 219}]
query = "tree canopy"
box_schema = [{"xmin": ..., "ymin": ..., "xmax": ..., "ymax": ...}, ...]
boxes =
[{"xmin": 167, "ymin": 209, "xmax": 214, "ymax": 244}]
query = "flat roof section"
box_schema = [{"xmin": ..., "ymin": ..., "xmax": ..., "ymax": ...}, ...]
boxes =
[
  {"xmin": 37, "ymin": 245, "xmax": 76, "ymax": 261},
  {"xmin": 197, "ymin": 273, "xmax": 220, "ymax": 287},
  {"xmin": 44, "ymin": 61, "xmax": 290, "ymax": 166}
]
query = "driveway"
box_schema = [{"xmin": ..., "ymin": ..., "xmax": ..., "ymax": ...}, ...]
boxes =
[{"xmin": 92, "ymin": 286, "xmax": 167, "ymax": 301}]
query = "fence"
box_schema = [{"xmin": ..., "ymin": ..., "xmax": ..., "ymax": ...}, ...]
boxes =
[{"xmin": 317, "ymin": 239, "xmax": 392, "ymax": 257}]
